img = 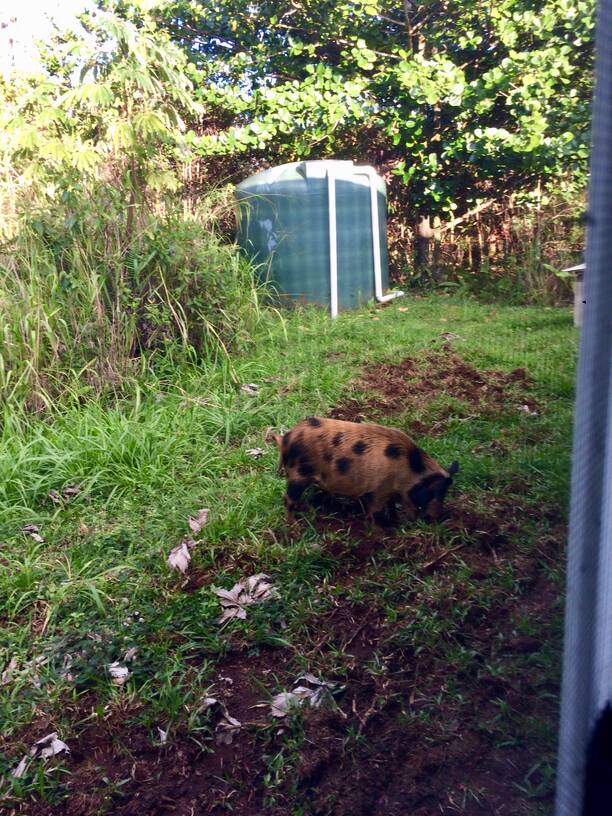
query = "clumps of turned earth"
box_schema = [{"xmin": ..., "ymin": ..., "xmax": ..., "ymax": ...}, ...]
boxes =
[{"xmin": 328, "ymin": 344, "xmax": 539, "ymax": 434}]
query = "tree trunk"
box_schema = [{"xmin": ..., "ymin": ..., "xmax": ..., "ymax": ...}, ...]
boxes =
[{"xmin": 415, "ymin": 215, "xmax": 433, "ymax": 268}]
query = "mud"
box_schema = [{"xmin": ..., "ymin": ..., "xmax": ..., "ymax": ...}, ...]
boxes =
[{"xmin": 328, "ymin": 344, "xmax": 539, "ymax": 435}]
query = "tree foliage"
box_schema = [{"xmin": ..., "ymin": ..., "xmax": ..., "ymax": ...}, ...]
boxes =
[
  {"xmin": 133, "ymin": 0, "xmax": 594, "ymax": 218},
  {"xmin": 1, "ymin": 9, "xmax": 198, "ymax": 224}
]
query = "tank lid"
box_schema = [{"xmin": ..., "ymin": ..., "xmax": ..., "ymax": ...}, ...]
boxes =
[
  {"xmin": 237, "ymin": 159, "xmax": 363, "ymax": 189},
  {"xmin": 297, "ymin": 160, "xmax": 354, "ymax": 179}
]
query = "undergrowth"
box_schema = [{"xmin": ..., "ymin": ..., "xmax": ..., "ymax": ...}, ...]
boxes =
[{"xmin": 0, "ymin": 188, "xmax": 264, "ymax": 412}]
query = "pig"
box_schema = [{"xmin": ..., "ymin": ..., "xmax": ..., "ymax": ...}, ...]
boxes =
[{"xmin": 273, "ymin": 417, "xmax": 459, "ymax": 526}]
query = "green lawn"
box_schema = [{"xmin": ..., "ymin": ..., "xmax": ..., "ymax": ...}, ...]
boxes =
[{"xmin": 0, "ymin": 295, "xmax": 576, "ymax": 815}]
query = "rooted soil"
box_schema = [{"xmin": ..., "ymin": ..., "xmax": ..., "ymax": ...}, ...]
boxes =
[{"xmin": 328, "ymin": 343, "xmax": 539, "ymax": 435}]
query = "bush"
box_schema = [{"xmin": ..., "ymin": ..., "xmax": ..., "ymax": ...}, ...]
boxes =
[{"xmin": 0, "ymin": 189, "xmax": 263, "ymax": 412}]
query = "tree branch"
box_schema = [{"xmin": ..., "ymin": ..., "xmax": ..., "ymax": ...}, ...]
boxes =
[{"xmin": 439, "ymin": 198, "xmax": 497, "ymax": 233}]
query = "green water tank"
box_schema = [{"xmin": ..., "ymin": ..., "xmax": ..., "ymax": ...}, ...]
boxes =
[{"xmin": 235, "ymin": 160, "xmax": 402, "ymax": 315}]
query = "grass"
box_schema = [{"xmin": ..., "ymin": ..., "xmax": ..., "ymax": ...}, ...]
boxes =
[{"xmin": 0, "ymin": 294, "xmax": 576, "ymax": 814}]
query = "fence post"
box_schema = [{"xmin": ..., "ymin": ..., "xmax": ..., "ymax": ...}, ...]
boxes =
[{"xmin": 555, "ymin": 2, "xmax": 612, "ymax": 813}]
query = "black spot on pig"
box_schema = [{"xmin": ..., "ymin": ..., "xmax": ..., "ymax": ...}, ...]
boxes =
[
  {"xmin": 352, "ymin": 440, "xmax": 368, "ymax": 455},
  {"xmin": 284, "ymin": 439, "xmax": 307, "ymax": 468},
  {"xmin": 298, "ymin": 458, "xmax": 315, "ymax": 477},
  {"xmin": 323, "ymin": 451, "xmax": 333, "ymax": 463},
  {"xmin": 385, "ymin": 444, "xmax": 401, "ymax": 459},
  {"xmin": 307, "ymin": 417, "xmax": 322, "ymax": 427},
  {"xmin": 336, "ymin": 457, "xmax": 352, "ymax": 474},
  {"xmin": 332, "ymin": 433, "xmax": 344, "ymax": 447}
]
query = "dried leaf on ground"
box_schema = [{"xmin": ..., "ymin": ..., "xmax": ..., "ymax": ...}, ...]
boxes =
[
  {"xmin": 167, "ymin": 538, "xmax": 196, "ymax": 574},
  {"xmin": 34, "ymin": 733, "xmax": 69, "ymax": 760},
  {"xmin": 11, "ymin": 755, "xmax": 29, "ymax": 779},
  {"xmin": 188, "ymin": 508, "xmax": 210, "ymax": 534},
  {"xmin": 240, "ymin": 383, "xmax": 259, "ymax": 396},
  {"xmin": 12, "ymin": 732, "xmax": 70, "ymax": 777},
  {"xmin": 215, "ymin": 712, "xmax": 242, "ymax": 745},
  {"xmin": 520, "ymin": 404, "xmax": 539, "ymax": 416},
  {"xmin": 214, "ymin": 573, "xmax": 279, "ymax": 624},
  {"xmin": 48, "ymin": 485, "xmax": 81, "ymax": 504},
  {"xmin": 21, "ymin": 524, "xmax": 44, "ymax": 544},
  {"xmin": 246, "ymin": 447, "xmax": 265, "ymax": 458},
  {"xmin": 1, "ymin": 656, "xmax": 18, "ymax": 685},
  {"xmin": 202, "ymin": 696, "xmax": 219, "ymax": 709},
  {"xmin": 62, "ymin": 484, "xmax": 81, "ymax": 498},
  {"xmin": 270, "ymin": 688, "xmax": 315, "ymax": 718},
  {"xmin": 60, "ymin": 653, "xmax": 74, "ymax": 682},
  {"xmin": 108, "ymin": 661, "xmax": 130, "ymax": 686},
  {"xmin": 157, "ymin": 727, "xmax": 168, "ymax": 745},
  {"xmin": 123, "ymin": 647, "xmax": 138, "ymax": 662},
  {"xmin": 269, "ymin": 674, "xmax": 342, "ymax": 718},
  {"xmin": 440, "ymin": 332, "xmax": 465, "ymax": 341}
]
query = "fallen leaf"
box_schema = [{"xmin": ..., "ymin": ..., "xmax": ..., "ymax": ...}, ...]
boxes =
[
  {"xmin": 371, "ymin": 317, "xmax": 380, "ymax": 321},
  {"xmin": 398, "ymin": 307, "xmax": 409, "ymax": 312},
  {"xmin": 214, "ymin": 573, "xmax": 278, "ymax": 624},
  {"xmin": 1, "ymin": 656, "xmax": 18, "ymax": 686},
  {"xmin": 188, "ymin": 508, "xmax": 210, "ymax": 534},
  {"xmin": 11, "ymin": 755, "xmax": 29, "ymax": 779},
  {"xmin": 62, "ymin": 484, "xmax": 81, "ymax": 498},
  {"xmin": 157, "ymin": 727, "xmax": 168, "ymax": 744},
  {"xmin": 246, "ymin": 448, "xmax": 265, "ymax": 458},
  {"xmin": 519, "ymin": 404, "xmax": 539, "ymax": 417},
  {"xmin": 296, "ymin": 672, "xmax": 323, "ymax": 686},
  {"xmin": 268, "ymin": 674, "xmax": 342, "ymax": 718},
  {"xmin": 13, "ymin": 732, "xmax": 71, "ymax": 774},
  {"xmin": 33, "ymin": 733, "xmax": 69, "ymax": 761},
  {"xmin": 60, "ymin": 653, "xmax": 74, "ymax": 682},
  {"xmin": 21, "ymin": 524, "xmax": 44, "ymax": 544},
  {"xmin": 202, "ymin": 696, "xmax": 219, "ymax": 709},
  {"xmin": 240, "ymin": 383, "xmax": 259, "ymax": 396},
  {"xmin": 167, "ymin": 538, "xmax": 196, "ymax": 574},
  {"xmin": 47, "ymin": 485, "xmax": 81, "ymax": 506},
  {"xmin": 270, "ymin": 688, "xmax": 314, "ymax": 718},
  {"xmin": 123, "ymin": 647, "xmax": 138, "ymax": 662},
  {"xmin": 215, "ymin": 712, "xmax": 242, "ymax": 745},
  {"xmin": 440, "ymin": 332, "xmax": 464, "ymax": 341},
  {"xmin": 218, "ymin": 605, "xmax": 247, "ymax": 624},
  {"xmin": 108, "ymin": 662, "xmax": 130, "ymax": 686}
]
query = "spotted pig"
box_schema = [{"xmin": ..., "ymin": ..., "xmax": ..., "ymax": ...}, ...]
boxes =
[{"xmin": 273, "ymin": 417, "xmax": 459, "ymax": 526}]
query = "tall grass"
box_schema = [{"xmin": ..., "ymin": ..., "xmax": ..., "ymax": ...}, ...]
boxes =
[{"xmin": 0, "ymin": 188, "xmax": 263, "ymax": 413}]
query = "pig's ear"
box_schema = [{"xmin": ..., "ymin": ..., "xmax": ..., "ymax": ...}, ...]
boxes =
[{"xmin": 447, "ymin": 460, "xmax": 459, "ymax": 477}]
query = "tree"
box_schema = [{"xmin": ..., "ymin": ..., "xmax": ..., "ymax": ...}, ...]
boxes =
[
  {"xmin": 134, "ymin": 0, "xmax": 594, "ymax": 257},
  {"xmin": 1, "ymin": 9, "xmax": 198, "ymax": 230}
]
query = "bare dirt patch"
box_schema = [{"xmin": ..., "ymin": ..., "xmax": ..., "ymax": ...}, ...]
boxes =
[{"xmin": 328, "ymin": 343, "xmax": 539, "ymax": 434}]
